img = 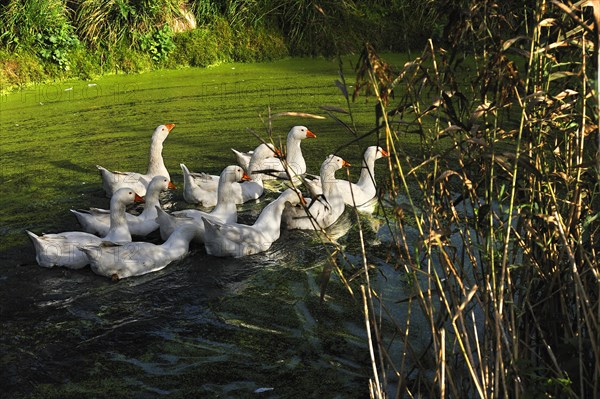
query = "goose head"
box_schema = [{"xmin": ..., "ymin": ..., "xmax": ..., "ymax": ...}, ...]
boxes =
[
  {"xmin": 365, "ymin": 146, "xmax": 390, "ymax": 161},
  {"xmin": 376, "ymin": 146, "xmax": 389, "ymax": 159},
  {"xmin": 111, "ymin": 188, "xmax": 145, "ymax": 207},
  {"xmin": 219, "ymin": 165, "xmax": 251, "ymax": 184},
  {"xmin": 288, "ymin": 125, "xmax": 316, "ymax": 140},
  {"xmin": 321, "ymin": 154, "xmax": 350, "ymax": 182},
  {"xmin": 152, "ymin": 123, "xmax": 176, "ymax": 142},
  {"xmin": 147, "ymin": 175, "xmax": 177, "ymax": 193}
]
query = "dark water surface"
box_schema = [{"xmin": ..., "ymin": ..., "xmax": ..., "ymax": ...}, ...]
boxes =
[{"xmin": 0, "ymin": 190, "xmax": 384, "ymax": 399}]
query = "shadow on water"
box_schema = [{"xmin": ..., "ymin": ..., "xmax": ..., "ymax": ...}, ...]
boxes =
[{"xmin": 0, "ymin": 199, "xmax": 378, "ymax": 398}]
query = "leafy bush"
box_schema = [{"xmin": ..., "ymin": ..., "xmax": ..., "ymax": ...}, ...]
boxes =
[
  {"xmin": 36, "ymin": 24, "xmax": 80, "ymax": 70},
  {"xmin": 0, "ymin": 0, "xmax": 79, "ymax": 70},
  {"xmin": 230, "ymin": 25, "xmax": 288, "ymax": 62},
  {"xmin": 75, "ymin": 0, "xmax": 185, "ymax": 49},
  {"xmin": 169, "ymin": 26, "xmax": 223, "ymax": 67},
  {"xmin": 190, "ymin": 0, "xmax": 226, "ymax": 24},
  {"xmin": 168, "ymin": 17, "xmax": 288, "ymax": 67},
  {"xmin": 139, "ymin": 25, "xmax": 176, "ymax": 63}
]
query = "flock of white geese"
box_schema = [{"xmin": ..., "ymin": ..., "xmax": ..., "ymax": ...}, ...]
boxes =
[{"xmin": 27, "ymin": 124, "xmax": 389, "ymax": 280}]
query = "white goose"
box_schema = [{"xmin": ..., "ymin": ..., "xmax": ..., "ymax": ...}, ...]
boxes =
[
  {"xmin": 307, "ymin": 146, "xmax": 389, "ymax": 207},
  {"xmin": 96, "ymin": 123, "xmax": 175, "ymax": 197},
  {"xmin": 181, "ymin": 143, "xmax": 279, "ymax": 206},
  {"xmin": 157, "ymin": 165, "xmax": 249, "ymax": 242},
  {"xmin": 79, "ymin": 223, "xmax": 198, "ymax": 280},
  {"xmin": 71, "ymin": 175, "xmax": 176, "ymax": 237},
  {"xmin": 232, "ymin": 126, "xmax": 316, "ymax": 181},
  {"xmin": 26, "ymin": 189, "xmax": 144, "ymax": 269},
  {"xmin": 283, "ymin": 155, "xmax": 350, "ymax": 230},
  {"xmin": 202, "ymin": 188, "xmax": 305, "ymax": 257}
]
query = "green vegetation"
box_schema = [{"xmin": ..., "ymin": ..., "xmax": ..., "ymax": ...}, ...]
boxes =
[{"xmin": 0, "ymin": 0, "xmax": 441, "ymax": 90}]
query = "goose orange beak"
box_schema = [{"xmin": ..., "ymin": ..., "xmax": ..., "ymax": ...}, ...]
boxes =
[
  {"xmin": 306, "ymin": 130, "xmax": 317, "ymax": 139},
  {"xmin": 381, "ymin": 149, "xmax": 389, "ymax": 157},
  {"xmin": 165, "ymin": 123, "xmax": 176, "ymax": 132},
  {"xmin": 168, "ymin": 181, "xmax": 177, "ymax": 190},
  {"xmin": 241, "ymin": 172, "xmax": 252, "ymax": 181},
  {"xmin": 300, "ymin": 196, "xmax": 308, "ymax": 206},
  {"xmin": 274, "ymin": 148, "xmax": 283, "ymax": 158},
  {"xmin": 134, "ymin": 193, "xmax": 145, "ymax": 203},
  {"xmin": 342, "ymin": 159, "xmax": 351, "ymax": 167}
]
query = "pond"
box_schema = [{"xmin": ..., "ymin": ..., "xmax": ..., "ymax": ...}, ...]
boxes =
[{"xmin": 0, "ymin": 56, "xmax": 418, "ymax": 398}]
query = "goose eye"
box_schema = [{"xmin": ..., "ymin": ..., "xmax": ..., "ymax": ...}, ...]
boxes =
[{"xmin": 129, "ymin": 191, "xmax": 132, "ymax": 195}]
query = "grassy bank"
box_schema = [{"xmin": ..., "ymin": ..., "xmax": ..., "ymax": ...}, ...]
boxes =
[
  {"xmin": 0, "ymin": 0, "xmax": 441, "ymax": 91},
  {"xmin": 0, "ymin": 17, "xmax": 288, "ymax": 90}
]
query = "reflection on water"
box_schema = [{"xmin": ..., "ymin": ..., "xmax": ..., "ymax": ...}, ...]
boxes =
[{"xmin": 0, "ymin": 194, "xmax": 405, "ymax": 398}]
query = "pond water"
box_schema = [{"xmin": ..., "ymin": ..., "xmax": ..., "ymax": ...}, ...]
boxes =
[
  {"xmin": 1, "ymin": 188, "xmax": 398, "ymax": 398},
  {"xmin": 0, "ymin": 57, "xmax": 417, "ymax": 398}
]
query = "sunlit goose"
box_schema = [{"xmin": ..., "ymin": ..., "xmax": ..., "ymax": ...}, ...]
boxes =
[
  {"xmin": 283, "ymin": 155, "xmax": 350, "ymax": 230},
  {"xmin": 26, "ymin": 189, "xmax": 144, "ymax": 269},
  {"xmin": 181, "ymin": 144, "xmax": 279, "ymax": 206},
  {"xmin": 232, "ymin": 126, "xmax": 316, "ymax": 180},
  {"xmin": 342, "ymin": 146, "xmax": 388, "ymax": 206},
  {"xmin": 79, "ymin": 223, "xmax": 198, "ymax": 280},
  {"xmin": 308, "ymin": 146, "xmax": 389, "ymax": 207},
  {"xmin": 71, "ymin": 176, "xmax": 176, "ymax": 237},
  {"xmin": 202, "ymin": 188, "xmax": 305, "ymax": 257},
  {"xmin": 97, "ymin": 124, "xmax": 175, "ymax": 197},
  {"xmin": 157, "ymin": 165, "xmax": 249, "ymax": 242}
]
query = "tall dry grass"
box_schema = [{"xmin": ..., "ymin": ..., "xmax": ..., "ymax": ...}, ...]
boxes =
[{"xmin": 339, "ymin": 0, "xmax": 599, "ymax": 397}]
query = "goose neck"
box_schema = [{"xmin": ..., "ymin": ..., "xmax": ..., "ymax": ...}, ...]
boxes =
[
  {"xmin": 147, "ymin": 140, "xmax": 167, "ymax": 175},
  {"xmin": 357, "ymin": 156, "xmax": 376, "ymax": 188},
  {"xmin": 286, "ymin": 137, "xmax": 305, "ymax": 170},
  {"xmin": 106, "ymin": 201, "xmax": 131, "ymax": 241},
  {"xmin": 142, "ymin": 186, "xmax": 163, "ymax": 215},
  {"xmin": 214, "ymin": 181, "xmax": 239, "ymax": 213}
]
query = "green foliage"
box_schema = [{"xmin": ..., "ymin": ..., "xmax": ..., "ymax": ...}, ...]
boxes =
[
  {"xmin": 139, "ymin": 25, "xmax": 175, "ymax": 63},
  {"xmin": 230, "ymin": 24, "xmax": 288, "ymax": 62},
  {"xmin": 169, "ymin": 26, "xmax": 222, "ymax": 67},
  {"xmin": 0, "ymin": 0, "xmax": 79, "ymax": 70},
  {"xmin": 190, "ymin": 0, "xmax": 226, "ymax": 24},
  {"xmin": 0, "ymin": 0, "xmax": 68, "ymax": 49},
  {"xmin": 111, "ymin": 46, "xmax": 154, "ymax": 73},
  {"xmin": 75, "ymin": 0, "xmax": 185, "ymax": 48},
  {"xmin": 184, "ymin": 0, "xmax": 443, "ymax": 55},
  {"xmin": 36, "ymin": 24, "xmax": 80, "ymax": 70},
  {"xmin": 168, "ymin": 17, "xmax": 288, "ymax": 68},
  {"xmin": 0, "ymin": 0, "xmax": 450, "ymax": 88}
]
